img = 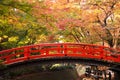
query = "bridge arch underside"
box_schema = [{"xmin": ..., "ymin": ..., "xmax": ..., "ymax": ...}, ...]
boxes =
[{"xmin": 0, "ymin": 57, "xmax": 120, "ymax": 80}]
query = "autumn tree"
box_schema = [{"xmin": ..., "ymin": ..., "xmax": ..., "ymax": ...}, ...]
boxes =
[
  {"xmin": 0, "ymin": 0, "xmax": 31, "ymax": 50},
  {"xmin": 54, "ymin": 0, "xmax": 120, "ymax": 48},
  {"xmin": 1, "ymin": 0, "xmax": 120, "ymax": 50},
  {"xmin": 85, "ymin": 0, "xmax": 120, "ymax": 48},
  {"xmin": 0, "ymin": 0, "xmax": 48, "ymax": 50}
]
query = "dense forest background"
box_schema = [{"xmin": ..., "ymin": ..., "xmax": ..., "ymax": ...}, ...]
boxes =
[{"xmin": 0, "ymin": 0, "xmax": 120, "ymax": 50}]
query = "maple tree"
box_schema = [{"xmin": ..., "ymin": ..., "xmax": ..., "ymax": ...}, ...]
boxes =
[
  {"xmin": 30, "ymin": 0, "xmax": 120, "ymax": 48},
  {"xmin": 0, "ymin": 0, "xmax": 48, "ymax": 50},
  {"xmin": 0, "ymin": 0, "xmax": 120, "ymax": 50},
  {"xmin": 84, "ymin": 0, "xmax": 120, "ymax": 48}
]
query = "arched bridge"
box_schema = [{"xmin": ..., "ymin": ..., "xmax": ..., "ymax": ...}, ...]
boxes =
[{"xmin": 0, "ymin": 43, "xmax": 120, "ymax": 66}]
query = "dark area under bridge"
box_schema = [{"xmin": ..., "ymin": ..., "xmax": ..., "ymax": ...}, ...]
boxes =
[{"xmin": 0, "ymin": 57, "xmax": 120, "ymax": 80}]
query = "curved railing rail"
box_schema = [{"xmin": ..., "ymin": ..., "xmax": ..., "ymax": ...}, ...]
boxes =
[{"xmin": 0, "ymin": 43, "xmax": 120, "ymax": 65}]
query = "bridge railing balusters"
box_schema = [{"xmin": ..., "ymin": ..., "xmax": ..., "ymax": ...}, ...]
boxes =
[{"xmin": 0, "ymin": 43, "xmax": 120, "ymax": 64}]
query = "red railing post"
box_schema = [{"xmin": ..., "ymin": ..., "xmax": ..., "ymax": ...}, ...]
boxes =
[
  {"xmin": 64, "ymin": 44, "xmax": 67, "ymax": 56},
  {"xmin": 100, "ymin": 47, "xmax": 105, "ymax": 59},
  {"xmin": 6, "ymin": 56, "xmax": 10, "ymax": 63},
  {"xmin": 24, "ymin": 47, "xmax": 30, "ymax": 59}
]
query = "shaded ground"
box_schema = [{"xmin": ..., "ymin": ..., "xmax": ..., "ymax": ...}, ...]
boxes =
[
  {"xmin": 0, "ymin": 62, "xmax": 82, "ymax": 80},
  {"xmin": 0, "ymin": 62, "xmax": 118, "ymax": 80},
  {"xmin": 14, "ymin": 69, "xmax": 79, "ymax": 80}
]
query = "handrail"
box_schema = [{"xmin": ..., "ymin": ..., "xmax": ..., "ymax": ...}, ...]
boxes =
[{"xmin": 0, "ymin": 43, "xmax": 120, "ymax": 65}]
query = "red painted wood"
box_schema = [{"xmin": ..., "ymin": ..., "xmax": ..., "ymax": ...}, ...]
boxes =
[{"xmin": 0, "ymin": 43, "xmax": 120, "ymax": 65}]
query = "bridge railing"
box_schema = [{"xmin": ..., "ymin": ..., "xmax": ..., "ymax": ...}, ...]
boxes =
[{"xmin": 0, "ymin": 43, "xmax": 120, "ymax": 64}]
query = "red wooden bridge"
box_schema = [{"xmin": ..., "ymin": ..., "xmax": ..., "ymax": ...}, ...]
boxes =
[{"xmin": 0, "ymin": 43, "xmax": 120, "ymax": 65}]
